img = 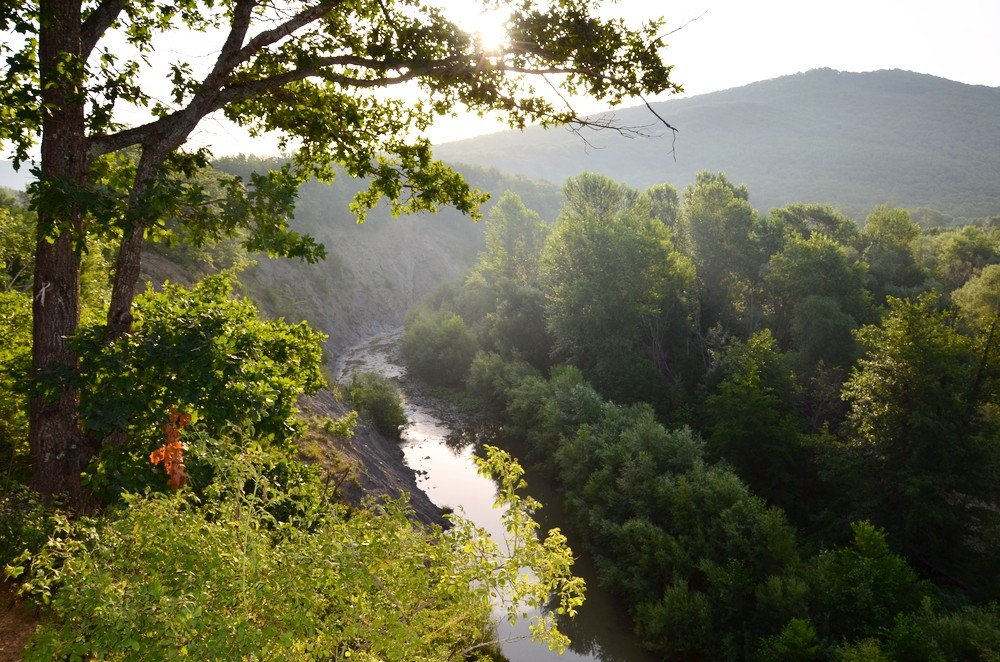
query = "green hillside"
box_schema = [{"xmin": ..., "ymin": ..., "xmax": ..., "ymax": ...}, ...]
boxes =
[{"xmin": 435, "ymin": 69, "xmax": 1000, "ymax": 222}]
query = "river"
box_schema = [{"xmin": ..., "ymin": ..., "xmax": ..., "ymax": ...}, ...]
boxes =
[{"xmin": 335, "ymin": 329, "xmax": 652, "ymax": 662}]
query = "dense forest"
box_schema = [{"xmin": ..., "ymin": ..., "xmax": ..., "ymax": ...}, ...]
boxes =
[
  {"xmin": 401, "ymin": 171, "xmax": 1000, "ymax": 658},
  {"xmin": 4, "ymin": 164, "xmax": 999, "ymax": 659}
]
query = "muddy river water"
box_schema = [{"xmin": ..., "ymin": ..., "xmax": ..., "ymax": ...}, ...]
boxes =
[{"xmin": 335, "ymin": 329, "xmax": 651, "ymax": 662}]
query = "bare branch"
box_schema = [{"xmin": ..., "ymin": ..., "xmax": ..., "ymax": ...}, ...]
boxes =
[
  {"xmin": 639, "ymin": 94, "xmax": 678, "ymax": 160},
  {"xmin": 658, "ymin": 10, "xmax": 709, "ymax": 39}
]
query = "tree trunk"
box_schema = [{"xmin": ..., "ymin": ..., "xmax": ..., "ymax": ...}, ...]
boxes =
[
  {"xmin": 29, "ymin": 0, "xmax": 94, "ymax": 498},
  {"xmin": 105, "ymin": 221, "xmax": 145, "ymax": 340},
  {"xmin": 106, "ymin": 149, "xmax": 166, "ymax": 341}
]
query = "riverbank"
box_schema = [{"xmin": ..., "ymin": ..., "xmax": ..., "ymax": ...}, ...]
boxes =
[
  {"xmin": 297, "ymin": 388, "xmax": 446, "ymax": 526},
  {"xmin": 334, "ymin": 329, "xmax": 653, "ymax": 662}
]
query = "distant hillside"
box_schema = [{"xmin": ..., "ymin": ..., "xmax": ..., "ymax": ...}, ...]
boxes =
[
  {"xmin": 435, "ymin": 69, "xmax": 1000, "ymax": 222},
  {"xmin": 202, "ymin": 159, "xmax": 560, "ymax": 357}
]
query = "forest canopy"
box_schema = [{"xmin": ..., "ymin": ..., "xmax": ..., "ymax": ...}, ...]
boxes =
[{"xmin": 405, "ymin": 170, "xmax": 1000, "ymax": 658}]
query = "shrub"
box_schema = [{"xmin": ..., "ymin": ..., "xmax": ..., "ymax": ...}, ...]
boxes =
[
  {"xmin": 0, "ymin": 290, "xmax": 31, "ymax": 481},
  {"xmin": 805, "ymin": 521, "xmax": 931, "ymax": 642},
  {"xmin": 465, "ymin": 351, "xmax": 539, "ymax": 416},
  {"xmin": 0, "ymin": 483, "xmax": 61, "ymax": 570},
  {"xmin": 73, "ymin": 274, "xmax": 327, "ymax": 502},
  {"xmin": 343, "ymin": 372, "xmax": 407, "ymax": 438},
  {"xmin": 402, "ymin": 307, "xmax": 477, "ymax": 386},
  {"xmin": 13, "ymin": 448, "xmax": 583, "ymax": 660}
]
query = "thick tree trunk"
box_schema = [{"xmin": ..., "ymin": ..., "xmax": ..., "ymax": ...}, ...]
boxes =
[{"xmin": 29, "ymin": 0, "xmax": 94, "ymax": 498}]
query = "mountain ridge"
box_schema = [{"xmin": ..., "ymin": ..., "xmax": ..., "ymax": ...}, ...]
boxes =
[{"xmin": 435, "ymin": 68, "xmax": 1000, "ymax": 221}]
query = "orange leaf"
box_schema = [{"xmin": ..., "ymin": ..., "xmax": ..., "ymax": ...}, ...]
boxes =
[{"xmin": 150, "ymin": 408, "xmax": 191, "ymax": 490}]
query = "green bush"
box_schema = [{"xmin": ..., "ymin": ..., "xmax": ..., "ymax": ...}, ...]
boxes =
[
  {"xmin": 804, "ymin": 521, "xmax": 931, "ymax": 642},
  {"xmin": 402, "ymin": 307, "xmax": 478, "ymax": 386},
  {"xmin": 0, "ymin": 483, "xmax": 61, "ymax": 570},
  {"xmin": 0, "ymin": 290, "xmax": 31, "ymax": 481},
  {"xmin": 756, "ymin": 618, "xmax": 822, "ymax": 661},
  {"xmin": 343, "ymin": 372, "xmax": 407, "ymax": 438},
  {"xmin": 465, "ymin": 351, "xmax": 539, "ymax": 416},
  {"xmin": 72, "ymin": 274, "xmax": 326, "ymax": 502},
  {"xmin": 15, "ymin": 493, "xmax": 493, "ymax": 660},
  {"xmin": 12, "ymin": 448, "xmax": 583, "ymax": 660}
]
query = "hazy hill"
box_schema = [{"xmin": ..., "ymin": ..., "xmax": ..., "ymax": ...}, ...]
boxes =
[
  {"xmin": 2, "ymin": 154, "xmax": 559, "ymax": 355},
  {"xmin": 435, "ymin": 69, "xmax": 1000, "ymax": 221},
  {"xmin": 209, "ymin": 158, "xmax": 560, "ymax": 357}
]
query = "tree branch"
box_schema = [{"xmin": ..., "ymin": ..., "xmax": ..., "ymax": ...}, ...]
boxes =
[
  {"xmin": 207, "ymin": 0, "xmax": 258, "ymax": 85},
  {"xmin": 234, "ymin": 0, "xmax": 346, "ymax": 66},
  {"xmin": 213, "ymin": 54, "xmax": 469, "ymax": 107},
  {"xmin": 81, "ymin": 0, "xmax": 128, "ymax": 59}
]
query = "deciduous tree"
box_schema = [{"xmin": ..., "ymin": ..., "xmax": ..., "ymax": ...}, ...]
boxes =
[
  {"xmin": 0, "ymin": 0, "xmax": 679, "ymax": 495},
  {"xmin": 840, "ymin": 294, "xmax": 999, "ymax": 578},
  {"xmin": 542, "ymin": 173, "xmax": 693, "ymax": 403}
]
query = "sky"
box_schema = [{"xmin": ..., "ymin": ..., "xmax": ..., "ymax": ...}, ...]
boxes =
[{"xmin": 3, "ymin": 0, "xmax": 1000, "ymax": 163}]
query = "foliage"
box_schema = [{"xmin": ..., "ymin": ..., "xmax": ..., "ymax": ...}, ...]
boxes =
[
  {"xmin": 640, "ymin": 182, "xmax": 681, "ymax": 232},
  {"xmin": 432, "ymin": 170, "xmax": 1000, "ymax": 658},
  {"xmin": 465, "ymin": 351, "xmax": 540, "ymax": 417},
  {"xmin": 840, "ymin": 293, "xmax": 999, "ymax": 581},
  {"xmin": 0, "ymin": 290, "xmax": 31, "ymax": 479},
  {"xmin": 706, "ymin": 331, "xmax": 807, "ymax": 517},
  {"xmin": 343, "ymin": 372, "xmax": 407, "ymax": 439},
  {"xmin": 542, "ymin": 173, "xmax": 694, "ymax": 404},
  {"xmin": 402, "ymin": 307, "xmax": 478, "ymax": 386},
  {"xmin": 503, "ymin": 366, "xmax": 602, "ymax": 466},
  {"xmin": 73, "ymin": 274, "xmax": 326, "ymax": 500},
  {"xmin": 916, "ymin": 225, "xmax": 1000, "ymax": 292},
  {"xmin": 459, "ymin": 191, "xmax": 555, "ymax": 367},
  {"xmin": 770, "ymin": 203, "xmax": 860, "ymax": 247},
  {"xmin": 0, "ymin": 483, "xmax": 63, "ymax": 571},
  {"xmin": 0, "ymin": 190, "xmax": 33, "ymax": 292},
  {"xmin": 475, "ymin": 191, "xmax": 549, "ymax": 286},
  {"xmin": 861, "ymin": 206, "xmax": 928, "ymax": 301},
  {"xmin": 474, "ymin": 353, "xmax": 803, "ymax": 657},
  {"xmin": 953, "ymin": 263, "xmax": 1000, "ymax": 329},
  {"xmin": 755, "ymin": 618, "xmax": 822, "ymax": 661},
  {"xmin": 790, "ymin": 295, "xmax": 860, "ymax": 377},
  {"xmin": 764, "ymin": 232, "xmax": 870, "ymax": 354},
  {"xmin": 889, "ymin": 603, "xmax": 1000, "ymax": 661},
  {"xmin": 679, "ymin": 170, "xmax": 765, "ymax": 331},
  {"xmin": 805, "ymin": 521, "xmax": 931, "ymax": 642},
  {"xmin": 10, "ymin": 446, "xmax": 583, "ymax": 660},
  {"xmin": 472, "ymin": 446, "xmax": 586, "ymax": 652}
]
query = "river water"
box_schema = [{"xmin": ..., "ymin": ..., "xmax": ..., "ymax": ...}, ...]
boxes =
[{"xmin": 335, "ymin": 329, "xmax": 652, "ymax": 662}]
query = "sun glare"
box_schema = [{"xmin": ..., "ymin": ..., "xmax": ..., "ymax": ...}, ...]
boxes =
[{"xmin": 468, "ymin": 8, "xmax": 510, "ymax": 54}]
